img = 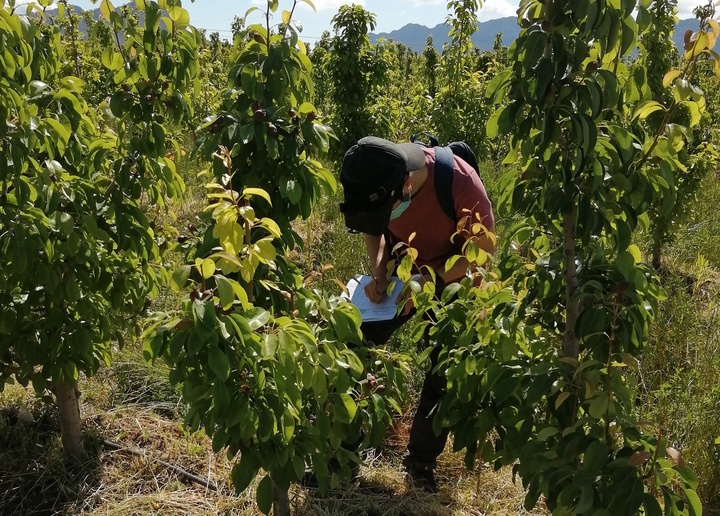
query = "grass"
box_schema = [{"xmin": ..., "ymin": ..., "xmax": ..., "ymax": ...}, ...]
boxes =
[{"xmin": 635, "ymin": 172, "xmax": 720, "ymax": 510}]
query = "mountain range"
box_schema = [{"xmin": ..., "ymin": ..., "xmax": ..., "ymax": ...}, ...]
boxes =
[
  {"xmin": 42, "ymin": 3, "xmax": 700, "ymax": 55},
  {"xmin": 369, "ymin": 16, "xmax": 701, "ymax": 54}
]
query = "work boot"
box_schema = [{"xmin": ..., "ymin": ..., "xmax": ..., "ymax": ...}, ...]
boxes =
[{"xmin": 402, "ymin": 456, "xmax": 438, "ymax": 493}]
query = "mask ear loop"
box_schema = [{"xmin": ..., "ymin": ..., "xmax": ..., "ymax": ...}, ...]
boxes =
[{"xmin": 403, "ymin": 184, "xmax": 412, "ymax": 202}]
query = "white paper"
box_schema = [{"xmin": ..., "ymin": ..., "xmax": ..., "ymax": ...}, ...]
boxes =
[{"xmin": 343, "ymin": 275, "xmax": 408, "ymax": 322}]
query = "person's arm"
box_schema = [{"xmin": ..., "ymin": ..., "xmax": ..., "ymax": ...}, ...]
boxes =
[{"xmin": 362, "ymin": 233, "xmax": 390, "ymax": 302}]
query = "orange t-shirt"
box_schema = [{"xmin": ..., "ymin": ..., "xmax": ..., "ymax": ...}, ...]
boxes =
[{"xmin": 388, "ymin": 147, "xmax": 494, "ymax": 272}]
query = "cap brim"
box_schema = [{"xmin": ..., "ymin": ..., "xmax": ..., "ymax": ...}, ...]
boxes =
[
  {"xmin": 340, "ymin": 194, "xmax": 395, "ymax": 236},
  {"xmin": 397, "ymin": 143, "xmax": 426, "ymax": 171}
]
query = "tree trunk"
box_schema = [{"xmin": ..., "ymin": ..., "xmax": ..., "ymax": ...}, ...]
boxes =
[
  {"xmin": 271, "ymin": 477, "xmax": 291, "ymax": 516},
  {"xmin": 652, "ymin": 234, "xmax": 662, "ymax": 272},
  {"xmin": 563, "ymin": 207, "xmax": 580, "ymax": 359},
  {"xmin": 54, "ymin": 379, "xmax": 87, "ymax": 463}
]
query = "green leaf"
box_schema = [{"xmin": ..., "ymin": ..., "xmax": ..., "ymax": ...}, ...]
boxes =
[
  {"xmin": 100, "ymin": 0, "xmax": 114, "ymax": 21},
  {"xmin": 576, "ymin": 306, "xmax": 607, "ymax": 339},
  {"xmin": 144, "ymin": 330, "xmax": 165, "ymax": 361},
  {"xmin": 281, "ymin": 9, "xmax": 291, "ymax": 24},
  {"xmin": 171, "ymin": 265, "xmax": 191, "ymax": 292},
  {"xmin": 583, "ymin": 440, "xmax": 609, "ymax": 471},
  {"xmin": 588, "ymin": 392, "xmax": 609, "ymax": 419},
  {"xmin": 230, "ymin": 280, "xmax": 250, "ymax": 310},
  {"xmin": 633, "ymin": 100, "xmax": 664, "ymax": 121},
  {"xmin": 168, "ymin": 6, "xmax": 190, "ymax": 27},
  {"xmin": 262, "ymin": 334, "xmax": 278, "ymax": 358},
  {"xmin": 231, "ymin": 453, "xmax": 258, "ymax": 493},
  {"xmin": 298, "ymin": 102, "xmax": 316, "ymax": 116},
  {"xmin": 642, "ymin": 494, "xmax": 662, "ymax": 516},
  {"xmin": 628, "ymin": 244, "xmax": 642, "ymax": 264},
  {"xmin": 534, "ymin": 58, "xmax": 554, "ymax": 105},
  {"xmin": 64, "ymin": 361, "xmax": 79, "ymax": 382},
  {"xmin": 255, "ymin": 238, "xmax": 277, "ymax": 262},
  {"xmin": 247, "ymin": 308, "xmax": 271, "ymax": 330},
  {"xmin": 215, "ymin": 275, "xmax": 234, "ymax": 309},
  {"xmin": 50, "ymin": 212, "xmax": 74, "ymax": 236},
  {"xmin": 575, "ymin": 485, "xmax": 594, "ymax": 514},
  {"xmin": 616, "ymin": 251, "xmax": 635, "ymax": 280},
  {"xmin": 243, "ymin": 187, "xmax": 272, "ymax": 205},
  {"xmin": 334, "ymin": 393, "xmax": 357, "ymax": 424},
  {"xmin": 65, "ymin": 278, "xmax": 81, "ymax": 302},
  {"xmin": 536, "ymin": 427, "xmax": 558, "ymax": 441},
  {"xmin": 555, "ymin": 392, "xmax": 571, "ymax": 409},
  {"xmin": 282, "ymin": 408, "xmax": 295, "ymax": 442},
  {"xmin": 680, "ymin": 100, "xmax": 702, "ymax": 126},
  {"xmin": 685, "ymin": 489, "xmax": 702, "ymax": 516},
  {"xmin": 284, "ymin": 178, "xmax": 302, "ymax": 204},
  {"xmin": 259, "ymin": 217, "xmax": 282, "ymax": 238},
  {"xmin": 199, "ymin": 258, "xmax": 216, "ymax": 280},
  {"xmin": 663, "ymin": 69, "xmax": 682, "ymax": 88},
  {"xmin": 207, "ymin": 345, "xmax": 230, "ymax": 381},
  {"xmin": 256, "ymin": 474, "xmax": 272, "ymax": 515},
  {"xmin": 54, "ymin": 90, "xmax": 83, "ymax": 115},
  {"xmin": 210, "ymin": 251, "xmax": 243, "ymax": 269}
]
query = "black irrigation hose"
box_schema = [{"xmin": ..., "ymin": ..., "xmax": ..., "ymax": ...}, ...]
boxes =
[{"xmin": 101, "ymin": 439, "xmax": 219, "ymax": 492}]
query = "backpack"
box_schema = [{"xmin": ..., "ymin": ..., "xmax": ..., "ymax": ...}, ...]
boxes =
[{"xmin": 410, "ymin": 132, "xmax": 481, "ymax": 223}]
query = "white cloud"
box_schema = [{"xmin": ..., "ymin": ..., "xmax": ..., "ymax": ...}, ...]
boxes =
[
  {"xmin": 411, "ymin": 0, "xmax": 445, "ymax": 5},
  {"xmin": 297, "ymin": 0, "xmax": 366, "ymax": 12},
  {"xmin": 478, "ymin": 0, "xmax": 516, "ymax": 21},
  {"xmin": 676, "ymin": 0, "xmax": 703, "ymax": 19}
]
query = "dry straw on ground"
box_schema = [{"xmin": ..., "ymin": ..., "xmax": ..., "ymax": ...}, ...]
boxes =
[{"xmin": 1, "ymin": 380, "xmax": 545, "ymax": 516}]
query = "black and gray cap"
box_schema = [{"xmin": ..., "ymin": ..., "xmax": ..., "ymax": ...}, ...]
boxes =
[{"xmin": 339, "ymin": 136, "xmax": 426, "ymax": 236}]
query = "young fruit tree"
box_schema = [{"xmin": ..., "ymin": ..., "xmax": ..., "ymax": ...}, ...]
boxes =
[
  {"xmin": 143, "ymin": 2, "xmax": 409, "ymax": 514},
  {"xmin": 405, "ymin": 0, "xmax": 716, "ymax": 513},
  {"xmin": 0, "ymin": 0, "xmax": 198, "ymax": 461}
]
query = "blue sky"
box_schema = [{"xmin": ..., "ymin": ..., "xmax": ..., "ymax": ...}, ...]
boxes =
[{"xmin": 41, "ymin": 0, "xmax": 708, "ymax": 43}]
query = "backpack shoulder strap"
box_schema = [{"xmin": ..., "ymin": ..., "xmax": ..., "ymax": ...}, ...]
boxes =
[
  {"xmin": 433, "ymin": 146, "xmax": 456, "ymax": 223},
  {"xmin": 448, "ymin": 141, "xmax": 480, "ymax": 176}
]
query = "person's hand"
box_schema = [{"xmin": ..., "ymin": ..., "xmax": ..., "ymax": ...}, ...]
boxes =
[{"xmin": 364, "ymin": 277, "xmax": 388, "ymax": 303}]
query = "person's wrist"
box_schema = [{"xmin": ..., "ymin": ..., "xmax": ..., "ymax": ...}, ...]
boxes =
[{"xmin": 374, "ymin": 276, "xmax": 388, "ymax": 292}]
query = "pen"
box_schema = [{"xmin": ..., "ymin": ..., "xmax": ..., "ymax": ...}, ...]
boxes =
[{"xmin": 362, "ymin": 254, "xmax": 384, "ymax": 297}]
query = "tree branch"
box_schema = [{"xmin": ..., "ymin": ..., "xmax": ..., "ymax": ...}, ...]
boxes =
[
  {"xmin": 102, "ymin": 439, "xmax": 218, "ymax": 491},
  {"xmin": 563, "ymin": 206, "xmax": 580, "ymax": 359}
]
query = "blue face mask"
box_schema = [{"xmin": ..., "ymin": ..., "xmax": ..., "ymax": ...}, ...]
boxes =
[{"xmin": 390, "ymin": 198, "xmax": 411, "ymax": 220}]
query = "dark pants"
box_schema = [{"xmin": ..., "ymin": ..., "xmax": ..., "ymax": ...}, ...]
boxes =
[{"xmin": 361, "ymin": 309, "xmax": 449, "ymax": 468}]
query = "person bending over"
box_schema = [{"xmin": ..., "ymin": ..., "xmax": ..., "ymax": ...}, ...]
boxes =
[{"xmin": 339, "ymin": 136, "xmax": 495, "ymax": 492}]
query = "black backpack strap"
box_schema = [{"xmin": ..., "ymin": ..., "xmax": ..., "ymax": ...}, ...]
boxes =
[
  {"xmin": 433, "ymin": 146, "xmax": 456, "ymax": 223},
  {"xmin": 410, "ymin": 132, "xmax": 439, "ymax": 147}
]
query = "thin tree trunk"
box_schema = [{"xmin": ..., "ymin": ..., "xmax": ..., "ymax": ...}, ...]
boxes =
[
  {"xmin": 54, "ymin": 379, "xmax": 87, "ymax": 463},
  {"xmin": 563, "ymin": 206, "xmax": 580, "ymax": 359},
  {"xmin": 652, "ymin": 234, "xmax": 662, "ymax": 272},
  {"xmin": 271, "ymin": 476, "xmax": 290, "ymax": 516}
]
